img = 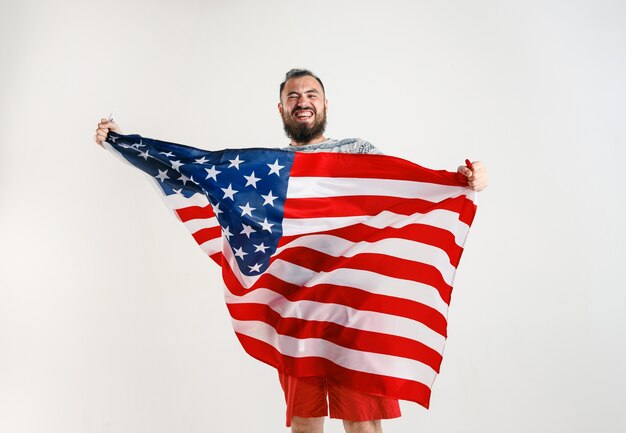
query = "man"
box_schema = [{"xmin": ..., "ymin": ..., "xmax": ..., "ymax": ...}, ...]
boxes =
[{"xmin": 94, "ymin": 69, "xmax": 488, "ymax": 433}]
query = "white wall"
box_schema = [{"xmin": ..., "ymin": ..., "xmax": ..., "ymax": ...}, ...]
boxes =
[{"xmin": 1, "ymin": 1, "xmax": 624, "ymax": 432}]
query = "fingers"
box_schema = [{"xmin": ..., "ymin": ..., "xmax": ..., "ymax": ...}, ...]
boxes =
[
  {"xmin": 469, "ymin": 161, "xmax": 488, "ymax": 191},
  {"xmin": 94, "ymin": 120, "xmax": 109, "ymax": 146},
  {"xmin": 457, "ymin": 166, "xmax": 472, "ymax": 178},
  {"xmin": 458, "ymin": 160, "xmax": 488, "ymax": 191},
  {"xmin": 469, "ymin": 179, "xmax": 487, "ymax": 191},
  {"xmin": 94, "ymin": 118, "xmax": 121, "ymax": 146},
  {"xmin": 95, "ymin": 130, "xmax": 107, "ymax": 144},
  {"xmin": 470, "ymin": 160, "xmax": 484, "ymax": 171}
]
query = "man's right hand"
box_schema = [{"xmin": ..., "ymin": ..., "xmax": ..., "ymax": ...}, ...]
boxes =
[{"xmin": 94, "ymin": 117, "xmax": 122, "ymax": 146}]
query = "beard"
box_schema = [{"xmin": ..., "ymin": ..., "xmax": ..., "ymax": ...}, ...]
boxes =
[{"xmin": 281, "ymin": 107, "xmax": 327, "ymax": 144}]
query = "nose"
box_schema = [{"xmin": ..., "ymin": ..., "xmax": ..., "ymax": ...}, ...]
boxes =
[{"xmin": 296, "ymin": 94, "xmax": 312, "ymax": 106}]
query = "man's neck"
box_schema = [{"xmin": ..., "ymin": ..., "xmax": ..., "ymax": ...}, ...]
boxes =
[{"xmin": 289, "ymin": 135, "xmax": 327, "ymax": 147}]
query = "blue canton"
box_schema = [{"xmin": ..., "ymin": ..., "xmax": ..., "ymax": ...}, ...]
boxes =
[{"xmin": 106, "ymin": 132, "xmax": 294, "ymax": 276}]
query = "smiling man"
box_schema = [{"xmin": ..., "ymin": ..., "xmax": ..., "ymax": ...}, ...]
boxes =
[
  {"xmin": 94, "ymin": 68, "xmax": 488, "ymax": 433},
  {"xmin": 275, "ymin": 69, "xmax": 385, "ymax": 156},
  {"xmin": 279, "ymin": 70, "xmax": 329, "ymax": 146}
]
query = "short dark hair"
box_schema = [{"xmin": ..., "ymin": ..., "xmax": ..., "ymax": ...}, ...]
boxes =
[{"xmin": 279, "ymin": 68, "xmax": 325, "ymax": 98}]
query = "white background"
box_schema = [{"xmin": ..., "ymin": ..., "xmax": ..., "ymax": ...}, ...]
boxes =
[{"xmin": 1, "ymin": 1, "xmax": 625, "ymax": 432}]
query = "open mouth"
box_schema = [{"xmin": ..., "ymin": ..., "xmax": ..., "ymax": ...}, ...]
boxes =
[{"xmin": 293, "ymin": 109, "xmax": 314, "ymax": 120}]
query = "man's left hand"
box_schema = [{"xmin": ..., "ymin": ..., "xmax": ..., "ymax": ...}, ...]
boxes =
[{"xmin": 457, "ymin": 161, "xmax": 488, "ymax": 192}]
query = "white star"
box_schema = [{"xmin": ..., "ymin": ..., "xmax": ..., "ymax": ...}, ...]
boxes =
[
  {"xmin": 260, "ymin": 218, "xmax": 274, "ymax": 233},
  {"xmin": 109, "ymin": 135, "xmax": 118, "ymax": 143},
  {"xmin": 248, "ymin": 263, "xmax": 262, "ymax": 273},
  {"xmin": 254, "ymin": 242, "xmax": 269, "ymax": 253},
  {"xmin": 234, "ymin": 246, "xmax": 248, "ymax": 259},
  {"xmin": 244, "ymin": 171, "xmax": 261, "ymax": 188},
  {"xmin": 173, "ymin": 188, "xmax": 183, "ymax": 194},
  {"xmin": 170, "ymin": 160, "xmax": 184, "ymax": 171},
  {"xmin": 131, "ymin": 140, "xmax": 145, "ymax": 149},
  {"xmin": 239, "ymin": 202, "xmax": 256, "ymax": 217},
  {"xmin": 261, "ymin": 190, "xmax": 278, "ymax": 207},
  {"xmin": 228, "ymin": 154, "xmax": 244, "ymax": 169},
  {"xmin": 159, "ymin": 151, "xmax": 175, "ymax": 157},
  {"xmin": 267, "ymin": 159, "xmax": 285, "ymax": 176},
  {"xmin": 138, "ymin": 150, "xmax": 150, "ymax": 160},
  {"xmin": 211, "ymin": 202, "xmax": 223, "ymax": 216},
  {"xmin": 221, "ymin": 183, "xmax": 238, "ymax": 200},
  {"xmin": 194, "ymin": 156, "xmax": 209, "ymax": 164},
  {"xmin": 240, "ymin": 224, "xmax": 255, "ymax": 238},
  {"xmin": 155, "ymin": 169, "xmax": 170, "ymax": 183},
  {"xmin": 222, "ymin": 226, "xmax": 233, "ymax": 239},
  {"xmin": 178, "ymin": 174, "xmax": 191, "ymax": 185},
  {"xmin": 119, "ymin": 143, "xmax": 132, "ymax": 149},
  {"xmin": 205, "ymin": 165, "xmax": 221, "ymax": 181}
]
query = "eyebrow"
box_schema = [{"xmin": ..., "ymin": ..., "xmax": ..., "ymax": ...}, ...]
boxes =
[{"xmin": 287, "ymin": 88, "xmax": 320, "ymax": 96}]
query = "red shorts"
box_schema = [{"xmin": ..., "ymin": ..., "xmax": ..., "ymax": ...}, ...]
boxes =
[{"xmin": 278, "ymin": 372, "xmax": 401, "ymax": 427}]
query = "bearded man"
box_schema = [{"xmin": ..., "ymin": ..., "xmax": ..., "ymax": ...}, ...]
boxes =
[{"xmin": 94, "ymin": 68, "xmax": 488, "ymax": 433}]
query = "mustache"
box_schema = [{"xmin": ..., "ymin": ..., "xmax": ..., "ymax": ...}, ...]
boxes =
[{"xmin": 291, "ymin": 105, "xmax": 316, "ymax": 115}]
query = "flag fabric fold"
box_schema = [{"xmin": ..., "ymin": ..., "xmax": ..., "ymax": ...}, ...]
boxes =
[{"xmin": 103, "ymin": 131, "xmax": 477, "ymax": 408}]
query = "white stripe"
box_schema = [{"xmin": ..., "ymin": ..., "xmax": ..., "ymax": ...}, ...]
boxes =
[
  {"xmin": 199, "ymin": 237, "xmax": 223, "ymax": 256},
  {"xmin": 163, "ymin": 191, "xmax": 211, "ymax": 209},
  {"xmin": 232, "ymin": 319, "xmax": 437, "ymax": 386},
  {"xmin": 288, "ymin": 176, "xmax": 470, "ymax": 202},
  {"xmin": 283, "ymin": 209, "xmax": 470, "ymax": 246},
  {"xmin": 282, "ymin": 215, "xmax": 367, "ymax": 236},
  {"xmin": 184, "ymin": 216, "xmax": 219, "ymax": 234},
  {"xmin": 275, "ymin": 234, "xmax": 456, "ymax": 284},
  {"xmin": 225, "ymin": 288, "xmax": 446, "ymax": 352}
]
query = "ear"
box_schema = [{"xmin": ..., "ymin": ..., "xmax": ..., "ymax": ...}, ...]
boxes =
[
  {"xmin": 325, "ymin": 99, "xmax": 329, "ymax": 111},
  {"xmin": 278, "ymin": 102, "xmax": 283, "ymax": 114}
]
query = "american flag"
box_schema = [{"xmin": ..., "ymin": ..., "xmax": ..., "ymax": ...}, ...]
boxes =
[{"xmin": 104, "ymin": 131, "xmax": 477, "ymax": 408}]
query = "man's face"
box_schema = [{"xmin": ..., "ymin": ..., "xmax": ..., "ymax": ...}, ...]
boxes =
[{"xmin": 278, "ymin": 75, "xmax": 328, "ymax": 144}]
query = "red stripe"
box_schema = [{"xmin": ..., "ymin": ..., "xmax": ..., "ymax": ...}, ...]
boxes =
[
  {"xmin": 221, "ymin": 261, "xmax": 448, "ymax": 336},
  {"xmin": 209, "ymin": 252, "xmax": 223, "ymax": 265},
  {"xmin": 279, "ymin": 222, "xmax": 464, "ymax": 267},
  {"xmin": 284, "ymin": 194, "xmax": 477, "ymax": 226},
  {"xmin": 228, "ymin": 303, "xmax": 443, "ymax": 372},
  {"xmin": 235, "ymin": 333, "xmax": 433, "ymax": 407},
  {"xmin": 175, "ymin": 204, "xmax": 215, "ymax": 222},
  {"xmin": 291, "ymin": 152, "xmax": 462, "ymax": 187},
  {"xmin": 191, "ymin": 226, "xmax": 222, "ymax": 245}
]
